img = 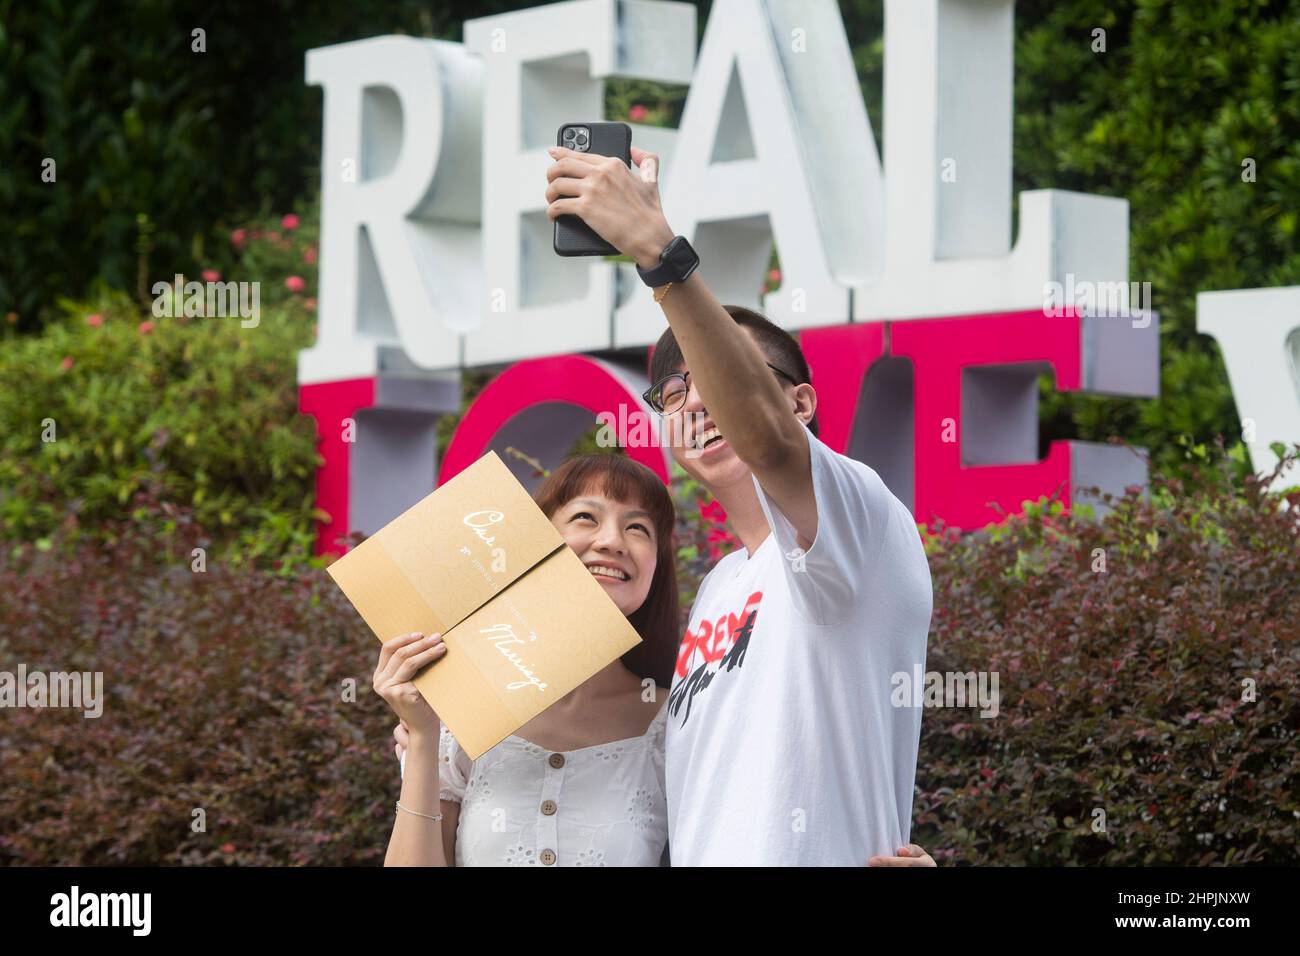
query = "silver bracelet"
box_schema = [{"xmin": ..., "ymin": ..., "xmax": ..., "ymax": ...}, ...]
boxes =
[{"xmin": 396, "ymin": 800, "xmax": 443, "ymax": 822}]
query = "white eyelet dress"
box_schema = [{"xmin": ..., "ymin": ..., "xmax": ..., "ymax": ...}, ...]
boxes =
[{"xmin": 427, "ymin": 698, "xmax": 670, "ymax": 867}]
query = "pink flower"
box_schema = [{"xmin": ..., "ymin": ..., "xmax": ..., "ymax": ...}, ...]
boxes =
[
  {"xmin": 285, "ymin": 276, "xmax": 306, "ymax": 293},
  {"xmin": 230, "ymin": 228, "xmax": 247, "ymax": 249},
  {"xmin": 201, "ymin": 269, "xmax": 221, "ymax": 282},
  {"xmin": 138, "ymin": 321, "xmax": 155, "ymax": 335},
  {"xmin": 60, "ymin": 355, "xmax": 74, "ymax": 371},
  {"xmin": 304, "ymin": 297, "xmax": 317, "ymax": 312},
  {"xmin": 699, "ymin": 499, "xmax": 728, "ymax": 524},
  {"xmin": 280, "ymin": 214, "xmax": 301, "ymax": 231},
  {"xmin": 220, "ymin": 843, "xmax": 235, "ymax": 854},
  {"xmin": 303, "ymin": 246, "xmax": 317, "ymax": 265},
  {"xmin": 629, "ymin": 104, "xmax": 648, "ymax": 122},
  {"xmin": 85, "ymin": 313, "xmax": 103, "ymax": 327},
  {"xmin": 767, "ymin": 268, "xmax": 782, "ymax": 283}
]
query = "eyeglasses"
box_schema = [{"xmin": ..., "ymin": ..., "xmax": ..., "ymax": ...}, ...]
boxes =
[{"xmin": 643, "ymin": 363, "xmax": 802, "ymax": 415}]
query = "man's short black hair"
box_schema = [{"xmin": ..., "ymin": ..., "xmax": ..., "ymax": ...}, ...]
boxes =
[{"xmin": 649, "ymin": 305, "xmax": 819, "ymax": 436}]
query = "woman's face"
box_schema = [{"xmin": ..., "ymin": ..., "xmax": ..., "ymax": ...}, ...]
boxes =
[{"xmin": 550, "ymin": 490, "xmax": 658, "ymax": 618}]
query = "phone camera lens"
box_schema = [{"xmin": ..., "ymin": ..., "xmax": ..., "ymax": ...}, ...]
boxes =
[
  {"xmin": 563, "ymin": 128, "xmax": 576, "ymax": 141},
  {"xmin": 575, "ymin": 132, "xmax": 589, "ymax": 148}
]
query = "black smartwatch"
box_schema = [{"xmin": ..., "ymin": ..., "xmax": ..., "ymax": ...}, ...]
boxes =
[{"xmin": 636, "ymin": 235, "xmax": 700, "ymax": 287}]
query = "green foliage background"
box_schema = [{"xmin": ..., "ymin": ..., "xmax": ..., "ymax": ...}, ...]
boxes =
[
  {"xmin": 3, "ymin": 0, "xmax": 1299, "ymax": 543},
  {"xmin": 0, "ymin": 212, "xmax": 324, "ymax": 564},
  {"xmin": 0, "ymin": 0, "xmax": 528, "ymax": 323},
  {"xmin": 1012, "ymin": 0, "xmax": 1300, "ymax": 474}
]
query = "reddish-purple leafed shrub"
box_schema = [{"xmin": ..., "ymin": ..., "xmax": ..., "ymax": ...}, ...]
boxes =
[
  {"xmin": 1, "ymin": 452, "xmax": 1296, "ymax": 865},
  {"xmin": 0, "ymin": 495, "xmax": 391, "ymax": 866},
  {"xmin": 914, "ymin": 451, "xmax": 1300, "ymax": 865}
]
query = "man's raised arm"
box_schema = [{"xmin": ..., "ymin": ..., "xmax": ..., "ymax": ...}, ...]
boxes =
[{"xmin": 544, "ymin": 144, "xmax": 818, "ymax": 543}]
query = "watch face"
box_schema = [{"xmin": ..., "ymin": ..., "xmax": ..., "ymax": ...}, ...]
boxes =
[{"xmin": 665, "ymin": 237, "xmax": 700, "ymax": 280}]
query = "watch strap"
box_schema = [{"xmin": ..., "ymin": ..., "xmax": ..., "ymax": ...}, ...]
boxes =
[
  {"xmin": 636, "ymin": 256, "xmax": 678, "ymax": 288},
  {"xmin": 636, "ymin": 236, "xmax": 698, "ymax": 288}
]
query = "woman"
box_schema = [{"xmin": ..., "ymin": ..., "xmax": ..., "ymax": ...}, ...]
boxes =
[{"xmin": 375, "ymin": 453, "xmax": 935, "ymax": 867}]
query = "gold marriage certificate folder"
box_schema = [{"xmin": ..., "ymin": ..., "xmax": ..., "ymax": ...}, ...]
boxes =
[{"xmin": 327, "ymin": 451, "xmax": 642, "ymax": 760}]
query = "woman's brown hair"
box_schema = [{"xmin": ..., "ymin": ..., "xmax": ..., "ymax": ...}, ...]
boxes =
[{"xmin": 532, "ymin": 454, "xmax": 680, "ymax": 690}]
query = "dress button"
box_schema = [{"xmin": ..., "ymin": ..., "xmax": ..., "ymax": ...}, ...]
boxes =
[
  {"xmin": 548, "ymin": 753, "xmax": 565, "ymax": 769},
  {"xmin": 540, "ymin": 848, "xmax": 556, "ymax": 865},
  {"xmin": 540, "ymin": 799, "xmax": 557, "ymax": 816}
]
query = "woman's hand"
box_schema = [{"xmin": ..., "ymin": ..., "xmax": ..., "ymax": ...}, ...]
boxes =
[
  {"xmin": 545, "ymin": 144, "xmax": 675, "ymax": 269},
  {"xmin": 867, "ymin": 843, "xmax": 937, "ymax": 867},
  {"xmin": 393, "ymin": 719, "xmax": 410, "ymax": 763},
  {"xmin": 372, "ymin": 631, "xmax": 446, "ymax": 742}
]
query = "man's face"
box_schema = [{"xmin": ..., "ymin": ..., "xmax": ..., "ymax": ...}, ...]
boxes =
[{"xmin": 662, "ymin": 332, "xmax": 794, "ymax": 493}]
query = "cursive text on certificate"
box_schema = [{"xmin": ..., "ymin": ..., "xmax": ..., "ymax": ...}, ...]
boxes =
[{"xmin": 478, "ymin": 623, "xmax": 548, "ymax": 692}]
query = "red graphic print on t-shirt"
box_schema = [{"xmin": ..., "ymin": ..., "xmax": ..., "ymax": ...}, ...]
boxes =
[{"xmin": 668, "ymin": 590, "xmax": 763, "ymax": 727}]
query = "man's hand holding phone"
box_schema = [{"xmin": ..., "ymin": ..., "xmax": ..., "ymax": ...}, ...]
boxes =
[{"xmin": 545, "ymin": 144, "xmax": 675, "ymax": 270}]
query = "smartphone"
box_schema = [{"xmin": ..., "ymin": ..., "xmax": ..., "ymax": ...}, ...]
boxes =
[{"xmin": 552, "ymin": 122, "xmax": 632, "ymax": 257}]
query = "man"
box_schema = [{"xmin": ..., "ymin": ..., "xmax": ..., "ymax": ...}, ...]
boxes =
[{"xmin": 542, "ymin": 143, "xmax": 934, "ymax": 866}]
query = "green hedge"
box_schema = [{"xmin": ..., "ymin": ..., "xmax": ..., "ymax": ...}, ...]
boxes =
[
  {"xmin": 0, "ymin": 0, "xmax": 544, "ymax": 325},
  {"xmin": 0, "ymin": 210, "xmax": 324, "ymax": 566},
  {"xmin": 1012, "ymin": 0, "xmax": 1300, "ymax": 478}
]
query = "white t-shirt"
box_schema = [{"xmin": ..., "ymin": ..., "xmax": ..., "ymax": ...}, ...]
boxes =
[{"xmin": 665, "ymin": 426, "xmax": 932, "ymax": 866}]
